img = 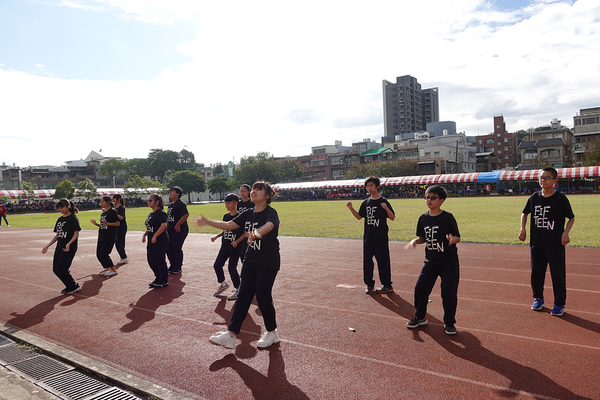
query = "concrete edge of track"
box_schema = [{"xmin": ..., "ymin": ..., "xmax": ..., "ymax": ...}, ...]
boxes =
[{"xmin": 0, "ymin": 322, "xmax": 199, "ymax": 400}]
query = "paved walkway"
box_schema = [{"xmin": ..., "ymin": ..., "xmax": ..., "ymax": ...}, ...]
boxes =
[{"xmin": 1, "ymin": 228, "xmax": 599, "ymax": 399}]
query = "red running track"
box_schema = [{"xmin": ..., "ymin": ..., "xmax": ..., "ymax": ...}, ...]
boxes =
[{"xmin": 1, "ymin": 227, "xmax": 599, "ymax": 399}]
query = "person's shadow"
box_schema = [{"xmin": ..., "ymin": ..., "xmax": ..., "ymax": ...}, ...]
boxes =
[
  {"xmin": 6, "ymin": 273, "xmax": 106, "ymax": 329},
  {"xmin": 560, "ymin": 313, "xmax": 600, "ymax": 335},
  {"xmin": 213, "ymin": 297, "xmax": 262, "ymax": 359},
  {"xmin": 372, "ymin": 292, "xmax": 591, "ymax": 399},
  {"xmin": 209, "ymin": 348, "xmax": 309, "ymax": 400},
  {"xmin": 413, "ymin": 314, "xmax": 592, "ymax": 399},
  {"xmin": 119, "ymin": 274, "xmax": 185, "ymax": 333}
]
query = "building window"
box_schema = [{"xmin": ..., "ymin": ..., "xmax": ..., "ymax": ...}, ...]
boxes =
[
  {"xmin": 486, "ymin": 139, "xmax": 494, "ymax": 144},
  {"xmin": 546, "ymin": 134, "xmax": 553, "ymax": 139},
  {"xmin": 505, "ymin": 155, "xmax": 509, "ymax": 160},
  {"xmin": 504, "ymin": 138, "xmax": 508, "ymax": 142}
]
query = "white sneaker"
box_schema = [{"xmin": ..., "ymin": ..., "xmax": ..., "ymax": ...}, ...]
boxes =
[
  {"xmin": 209, "ymin": 331, "xmax": 236, "ymax": 349},
  {"xmin": 227, "ymin": 289, "xmax": 239, "ymax": 300},
  {"xmin": 213, "ymin": 282, "xmax": 230, "ymax": 296},
  {"xmin": 257, "ymin": 329, "xmax": 280, "ymax": 348},
  {"xmin": 101, "ymin": 269, "xmax": 118, "ymax": 277},
  {"xmin": 117, "ymin": 258, "xmax": 129, "ymax": 265}
]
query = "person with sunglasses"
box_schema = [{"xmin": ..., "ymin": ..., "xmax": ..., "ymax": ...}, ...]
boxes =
[
  {"xmin": 405, "ymin": 185, "xmax": 461, "ymax": 335},
  {"xmin": 519, "ymin": 167, "xmax": 575, "ymax": 316}
]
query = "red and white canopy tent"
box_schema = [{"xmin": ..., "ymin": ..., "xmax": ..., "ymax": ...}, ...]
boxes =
[
  {"xmin": 272, "ymin": 166, "xmax": 600, "ymax": 192},
  {"xmin": 0, "ymin": 188, "xmax": 125, "ymax": 200}
]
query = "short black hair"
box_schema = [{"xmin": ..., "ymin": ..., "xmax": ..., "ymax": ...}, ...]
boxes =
[
  {"xmin": 364, "ymin": 176, "xmax": 380, "ymax": 188},
  {"xmin": 541, "ymin": 167, "xmax": 558, "ymax": 179},
  {"xmin": 224, "ymin": 193, "xmax": 239, "ymax": 202},
  {"xmin": 425, "ymin": 185, "xmax": 447, "ymax": 200},
  {"xmin": 169, "ymin": 186, "xmax": 183, "ymax": 198}
]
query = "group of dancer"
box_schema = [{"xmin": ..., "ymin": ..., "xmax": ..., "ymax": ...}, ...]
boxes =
[{"xmin": 41, "ymin": 167, "xmax": 574, "ymax": 350}]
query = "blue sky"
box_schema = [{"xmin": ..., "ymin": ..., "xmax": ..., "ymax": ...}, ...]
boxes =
[
  {"xmin": 0, "ymin": 0, "xmax": 598, "ymax": 168},
  {"xmin": 0, "ymin": 1, "xmax": 195, "ymax": 80}
]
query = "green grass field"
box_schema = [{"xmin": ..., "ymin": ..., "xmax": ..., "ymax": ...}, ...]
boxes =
[{"xmin": 5, "ymin": 195, "xmax": 599, "ymax": 247}]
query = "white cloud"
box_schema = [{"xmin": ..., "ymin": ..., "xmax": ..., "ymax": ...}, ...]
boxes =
[{"xmin": 1, "ymin": 0, "xmax": 599, "ymax": 169}]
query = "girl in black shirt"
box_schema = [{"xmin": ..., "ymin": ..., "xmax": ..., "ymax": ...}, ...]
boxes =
[
  {"xmin": 143, "ymin": 194, "xmax": 169, "ymax": 288},
  {"xmin": 199, "ymin": 181, "xmax": 281, "ymax": 350},
  {"xmin": 113, "ymin": 194, "xmax": 128, "ymax": 265},
  {"xmin": 90, "ymin": 196, "xmax": 120, "ymax": 277},
  {"xmin": 42, "ymin": 199, "xmax": 81, "ymax": 294}
]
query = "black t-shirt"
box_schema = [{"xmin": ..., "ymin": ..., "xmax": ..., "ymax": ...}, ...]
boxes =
[
  {"xmin": 167, "ymin": 200, "xmax": 189, "ymax": 231},
  {"xmin": 116, "ymin": 205, "xmax": 127, "ymax": 230},
  {"xmin": 98, "ymin": 208, "xmax": 119, "ymax": 242},
  {"xmin": 145, "ymin": 209, "xmax": 168, "ymax": 244},
  {"xmin": 416, "ymin": 210, "xmax": 460, "ymax": 267},
  {"xmin": 358, "ymin": 197, "xmax": 395, "ymax": 244},
  {"xmin": 232, "ymin": 206, "xmax": 280, "ymax": 269},
  {"xmin": 54, "ymin": 213, "xmax": 81, "ymax": 250},
  {"xmin": 522, "ymin": 191, "xmax": 574, "ymax": 249},
  {"xmin": 237, "ymin": 200, "xmax": 254, "ymax": 214},
  {"xmin": 222, "ymin": 212, "xmax": 244, "ymax": 248}
]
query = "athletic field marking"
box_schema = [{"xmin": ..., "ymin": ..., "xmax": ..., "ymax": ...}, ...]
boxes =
[{"xmin": 2, "ymin": 276, "xmax": 599, "ymax": 352}]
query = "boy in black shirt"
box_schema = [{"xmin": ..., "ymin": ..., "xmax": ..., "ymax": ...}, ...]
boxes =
[
  {"xmin": 211, "ymin": 193, "xmax": 244, "ymax": 299},
  {"xmin": 346, "ymin": 176, "xmax": 396, "ymax": 294},
  {"xmin": 519, "ymin": 167, "xmax": 575, "ymax": 316},
  {"xmin": 405, "ymin": 185, "xmax": 461, "ymax": 335}
]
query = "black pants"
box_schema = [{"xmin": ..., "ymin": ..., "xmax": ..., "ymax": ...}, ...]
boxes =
[
  {"xmin": 115, "ymin": 226, "xmax": 127, "ymax": 259},
  {"xmin": 166, "ymin": 227, "xmax": 188, "ymax": 271},
  {"xmin": 0, "ymin": 215, "xmax": 8, "ymax": 226},
  {"xmin": 530, "ymin": 246, "xmax": 566, "ymax": 306},
  {"xmin": 363, "ymin": 241, "xmax": 392, "ymax": 287},
  {"xmin": 53, "ymin": 244, "xmax": 78, "ymax": 290},
  {"xmin": 147, "ymin": 240, "xmax": 169, "ymax": 284},
  {"xmin": 213, "ymin": 245, "xmax": 241, "ymax": 288},
  {"xmin": 413, "ymin": 261, "xmax": 460, "ymax": 326},
  {"xmin": 96, "ymin": 238, "xmax": 115, "ymax": 269},
  {"xmin": 228, "ymin": 262, "xmax": 279, "ymax": 334}
]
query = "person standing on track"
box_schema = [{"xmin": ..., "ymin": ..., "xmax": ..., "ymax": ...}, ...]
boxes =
[
  {"xmin": 42, "ymin": 199, "xmax": 81, "ymax": 294},
  {"xmin": 113, "ymin": 194, "xmax": 129, "ymax": 266},
  {"xmin": 346, "ymin": 176, "xmax": 395, "ymax": 295},
  {"xmin": 143, "ymin": 194, "xmax": 169, "ymax": 288},
  {"xmin": 519, "ymin": 167, "xmax": 575, "ymax": 317},
  {"xmin": 200, "ymin": 181, "xmax": 281, "ymax": 350},
  {"xmin": 405, "ymin": 185, "xmax": 461, "ymax": 335},
  {"xmin": 166, "ymin": 186, "xmax": 189, "ymax": 274},
  {"xmin": 90, "ymin": 196, "xmax": 120, "ymax": 277}
]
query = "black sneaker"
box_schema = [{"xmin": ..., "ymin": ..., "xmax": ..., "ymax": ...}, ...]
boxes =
[
  {"xmin": 64, "ymin": 285, "xmax": 81, "ymax": 295},
  {"xmin": 406, "ymin": 317, "xmax": 428, "ymax": 329},
  {"xmin": 444, "ymin": 324, "xmax": 457, "ymax": 335},
  {"xmin": 149, "ymin": 281, "xmax": 169, "ymax": 288},
  {"xmin": 375, "ymin": 285, "xmax": 394, "ymax": 294},
  {"xmin": 365, "ymin": 286, "xmax": 374, "ymax": 295}
]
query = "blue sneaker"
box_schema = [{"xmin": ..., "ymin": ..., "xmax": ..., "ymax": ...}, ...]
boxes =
[
  {"xmin": 531, "ymin": 298, "xmax": 544, "ymax": 311},
  {"xmin": 550, "ymin": 305, "xmax": 565, "ymax": 316}
]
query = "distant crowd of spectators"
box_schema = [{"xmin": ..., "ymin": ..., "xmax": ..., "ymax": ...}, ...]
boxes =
[{"xmin": 3, "ymin": 196, "xmax": 149, "ymax": 213}]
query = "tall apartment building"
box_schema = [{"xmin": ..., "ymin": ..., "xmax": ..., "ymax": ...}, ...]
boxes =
[
  {"xmin": 475, "ymin": 115, "xmax": 518, "ymax": 170},
  {"xmin": 382, "ymin": 75, "xmax": 439, "ymax": 143},
  {"xmin": 573, "ymin": 107, "xmax": 600, "ymax": 165}
]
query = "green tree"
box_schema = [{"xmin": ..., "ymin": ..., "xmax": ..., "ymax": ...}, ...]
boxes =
[
  {"xmin": 213, "ymin": 163, "xmax": 226, "ymax": 177},
  {"xmin": 124, "ymin": 175, "xmax": 164, "ymax": 198},
  {"xmin": 77, "ymin": 178, "xmax": 98, "ymax": 200},
  {"xmin": 21, "ymin": 181, "xmax": 37, "ymax": 204},
  {"xmin": 98, "ymin": 158, "xmax": 125, "ymax": 187},
  {"xmin": 167, "ymin": 170, "xmax": 206, "ymax": 203},
  {"xmin": 147, "ymin": 149, "xmax": 182, "ymax": 184},
  {"xmin": 234, "ymin": 152, "xmax": 280, "ymax": 185},
  {"xmin": 54, "ymin": 180, "xmax": 76, "ymax": 199},
  {"xmin": 276, "ymin": 159, "xmax": 304, "ymax": 182},
  {"xmin": 179, "ymin": 149, "xmax": 197, "ymax": 171},
  {"xmin": 345, "ymin": 160, "xmax": 419, "ymax": 179},
  {"xmin": 208, "ymin": 176, "xmax": 233, "ymax": 200},
  {"xmin": 124, "ymin": 158, "xmax": 150, "ymax": 179},
  {"xmin": 584, "ymin": 137, "xmax": 600, "ymax": 166}
]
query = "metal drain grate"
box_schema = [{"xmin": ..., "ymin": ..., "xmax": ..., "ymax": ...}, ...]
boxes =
[
  {"xmin": 84, "ymin": 387, "xmax": 142, "ymax": 400},
  {"xmin": 7, "ymin": 354, "xmax": 74, "ymax": 382},
  {"xmin": 0, "ymin": 334, "xmax": 13, "ymax": 347},
  {"xmin": 38, "ymin": 370, "xmax": 111, "ymax": 400},
  {"xmin": 0, "ymin": 344, "xmax": 38, "ymax": 365}
]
